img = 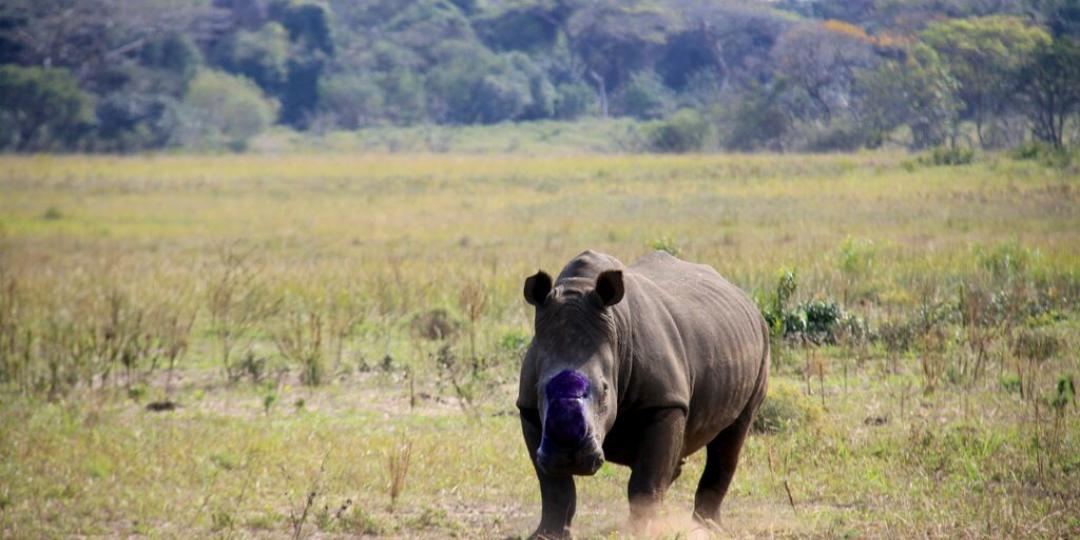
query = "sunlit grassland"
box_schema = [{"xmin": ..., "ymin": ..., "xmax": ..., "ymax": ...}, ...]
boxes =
[{"xmin": 0, "ymin": 152, "xmax": 1078, "ymax": 538}]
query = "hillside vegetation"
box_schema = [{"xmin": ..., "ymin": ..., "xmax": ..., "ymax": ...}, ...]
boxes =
[{"xmin": 2, "ymin": 0, "xmax": 1080, "ymax": 153}]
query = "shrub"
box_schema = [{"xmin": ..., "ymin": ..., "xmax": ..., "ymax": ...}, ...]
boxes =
[
  {"xmin": 0, "ymin": 65, "xmax": 95, "ymax": 151},
  {"xmin": 183, "ymin": 70, "xmax": 278, "ymax": 150},
  {"xmin": 752, "ymin": 379, "xmax": 822, "ymax": 433},
  {"xmin": 1013, "ymin": 327, "xmax": 1062, "ymax": 362},
  {"xmin": 554, "ymin": 82, "xmax": 595, "ymax": 120},
  {"xmin": 803, "ymin": 300, "xmax": 843, "ymax": 340},
  {"xmin": 643, "ymin": 108, "xmax": 709, "ymax": 153},
  {"xmin": 722, "ymin": 83, "xmax": 790, "ymax": 151},
  {"xmin": 317, "ymin": 73, "xmax": 384, "ymax": 129},
  {"xmin": 802, "ymin": 121, "xmax": 872, "ymax": 152},
  {"xmin": 922, "ymin": 145, "xmax": 975, "ymax": 166},
  {"xmin": 1011, "ymin": 140, "xmax": 1075, "ymax": 168},
  {"xmin": 618, "ymin": 70, "xmax": 674, "ymax": 120}
]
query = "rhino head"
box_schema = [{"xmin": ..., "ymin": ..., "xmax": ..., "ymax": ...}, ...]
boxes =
[{"xmin": 523, "ymin": 268, "xmax": 624, "ymax": 476}]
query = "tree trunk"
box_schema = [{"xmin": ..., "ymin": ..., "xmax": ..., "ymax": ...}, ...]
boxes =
[{"xmin": 589, "ymin": 70, "xmax": 607, "ymax": 118}]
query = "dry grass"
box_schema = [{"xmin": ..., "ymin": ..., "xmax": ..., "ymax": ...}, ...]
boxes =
[{"xmin": 0, "ymin": 151, "xmax": 1077, "ymax": 538}]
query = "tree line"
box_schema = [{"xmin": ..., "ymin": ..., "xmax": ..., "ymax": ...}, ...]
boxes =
[{"xmin": 1, "ymin": 0, "xmax": 1079, "ymax": 153}]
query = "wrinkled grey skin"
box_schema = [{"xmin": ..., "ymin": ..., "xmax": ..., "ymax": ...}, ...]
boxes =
[{"xmin": 517, "ymin": 250, "xmax": 769, "ymax": 539}]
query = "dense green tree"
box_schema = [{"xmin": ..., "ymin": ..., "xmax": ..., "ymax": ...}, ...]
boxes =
[
  {"xmin": 1015, "ymin": 37, "xmax": 1080, "ymax": 147},
  {"xmin": 139, "ymin": 32, "xmax": 202, "ymax": 89},
  {"xmin": 554, "ymin": 81, "xmax": 595, "ymax": 119},
  {"xmin": 507, "ymin": 52, "xmax": 556, "ymax": 120},
  {"xmin": 1032, "ymin": 0, "xmax": 1080, "ymax": 38},
  {"xmin": 856, "ymin": 44, "xmax": 961, "ymax": 149},
  {"xmin": 922, "ymin": 16, "xmax": 1050, "ymax": 147},
  {"xmin": 274, "ymin": 1, "xmax": 334, "ymax": 55},
  {"xmin": 771, "ymin": 20, "xmax": 876, "ymax": 123},
  {"xmin": 0, "ymin": 0, "xmax": 224, "ymax": 89},
  {"xmin": 724, "ymin": 82, "xmax": 791, "ymax": 151},
  {"xmin": 0, "ymin": 65, "xmax": 94, "ymax": 151},
  {"xmin": 618, "ymin": 70, "xmax": 675, "ymax": 120},
  {"xmin": 378, "ymin": 68, "xmax": 427, "ymax": 125},
  {"xmin": 317, "ymin": 73, "xmax": 383, "ymax": 129},
  {"xmin": 565, "ymin": 0, "xmax": 679, "ymax": 116},
  {"xmin": 0, "ymin": 0, "xmax": 1072, "ymax": 151},
  {"xmin": 475, "ymin": 1, "xmax": 565, "ymax": 52},
  {"xmin": 215, "ymin": 23, "xmax": 290, "ymax": 94}
]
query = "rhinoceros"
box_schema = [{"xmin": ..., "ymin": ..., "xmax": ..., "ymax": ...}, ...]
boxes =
[{"xmin": 517, "ymin": 250, "xmax": 769, "ymax": 538}]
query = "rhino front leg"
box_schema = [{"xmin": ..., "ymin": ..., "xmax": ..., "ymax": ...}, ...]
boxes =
[
  {"xmin": 521, "ymin": 410, "xmax": 576, "ymax": 539},
  {"xmin": 627, "ymin": 407, "xmax": 686, "ymax": 531}
]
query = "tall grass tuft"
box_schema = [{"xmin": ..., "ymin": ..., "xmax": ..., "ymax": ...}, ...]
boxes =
[{"xmin": 386, "ymin": 438, "xmax": 413, "ymax": 513}]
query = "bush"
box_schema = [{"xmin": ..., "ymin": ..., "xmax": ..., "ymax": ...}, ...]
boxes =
[
  {"xmin": 643, "ymin": 108, "xmax": 709, "ymax": 153},
  {"xmin": 922, "ymin": 145, "xmax": 975, "ymax": 166},
  {"xmin": 802, "ymin": 122, "xmax": 872, "ymax": 152},
  {"xmin": 554, "ymin": 82, "xmax": 595, "ymax": 120},
  {"xmin": 1012, "ymin": 327, "xmax": 1062, "ymax": 362},
  {"xmin": 752, "ymin": 379, "xmax": 822, "ymax": 433},
  {"xmin": 317, "ymin": 73, "xmax": 384, "ymax": 129},
  {"xmin": 183, "ymin": 70, "xmax": 278, "ymax": 150},
  {"xmin": 1011, "ymin": 140, "xmax": 1076, "ymax": 168},
  {"xmin": 723, "ymin": 83, "xmax": 789, "ymax": 151},
  {"xmin": 219, "ymin": 23, "xmax": 290, "ymax": 93},
  {"xmin": 0, "ymin": 65, "xmax": 95, "ymax": 151},
  {"xmin": 618, "ymin": 70, "xmax": 674, "ymax": 120},
  {"xmin": 803, "ymin": 300, "xmax": 843, "ymax": 338},
  {"xmin": 426, "ymin": 43, "xmax": 540, "ymax": 124}
]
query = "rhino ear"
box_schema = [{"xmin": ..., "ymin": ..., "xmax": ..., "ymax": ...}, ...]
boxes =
[
  {"xmin": 593, "ymin": 270, "xmax": 624, "ymax": 307},
  {"xmin": 524, "ymin": 270, "xmax": 553, "ymax": 307}
]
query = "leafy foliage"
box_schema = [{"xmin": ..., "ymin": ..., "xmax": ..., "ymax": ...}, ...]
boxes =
[
  {"xmin": 0, "ymin": 65, "xmax": 94, "ymax": 151},
  {"xmin": 1, "ymin": 0, "xmax": 1079, "ymax": 151},
  {"xmin": 183, "ymin": 70, "xmax": 278, "ymax": 150}
]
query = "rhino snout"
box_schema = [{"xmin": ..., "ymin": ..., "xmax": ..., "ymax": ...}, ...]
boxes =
[
  {"xmin": 537, "ymin": 370, "xmax": 605, "ymax": 476},
  {"xmin": 536, "ymin": 438, "xmax": 604, "ymax": 476}
]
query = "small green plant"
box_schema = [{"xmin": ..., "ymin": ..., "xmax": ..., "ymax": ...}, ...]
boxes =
[
  {"xmin": 41, "ymin": 207, "xmax": 63, "ymax": 220},
  {"xmin": 1051, "ymin": 375, "xmax": 1075, "ymax": 413},
  {"xmin": 837, "ymin": 237, "xmax": 876, "ymax": 278},
  {"xmin": 262, "ymin": 391, "xmax": 277, "ymax": 415},
  {"xmin": 647, "ymin": 236, "xmax": 681, "ymax": 257},
  {"xmin": 127, "ymin": 383, "xmax": 147, "ymax": 402},
  {"xmin": 499, "ymin": 329, "xmax": 529, "ymax": 353},
  {"xmin": 340, "ymin": 505, "xmax": 389, "ymax": 535},
  {"xmin": 999, "ymin": 374, "xmax": 1022, "ymax": 395},
  {"xmin": 273, "ymin": 306, "xmax": 326, "ymax": 387},
  {"xmin": 211, "ymin": 509, "xmax": 235, "ymax": 532},
  {"xmin": 975, "ymin": 242, "xmax": 1031, "ymax": 282}
]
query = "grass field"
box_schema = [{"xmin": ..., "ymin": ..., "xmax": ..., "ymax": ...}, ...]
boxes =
[{"xmin": 0, "ymin": 151, "xmax": 1078, "ymax": 538}]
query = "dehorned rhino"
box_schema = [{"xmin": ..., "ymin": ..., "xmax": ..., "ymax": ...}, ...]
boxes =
[{"xmin": 517, "ymin": 250, "xmax": 769, "ymax": 538}]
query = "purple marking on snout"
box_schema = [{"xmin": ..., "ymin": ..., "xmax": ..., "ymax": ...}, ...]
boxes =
[
  {"xmin": 542, "ymin": 370, "xmax": 591, "ymax": 448},
  {"xmin": 546, "ymin": 370, "xmax": 590, "ymax": 399}
]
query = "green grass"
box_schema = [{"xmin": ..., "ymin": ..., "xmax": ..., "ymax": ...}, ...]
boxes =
[{"xmin": 0, "ymin": 151, "xmax": 1077, "ymax": 538}]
